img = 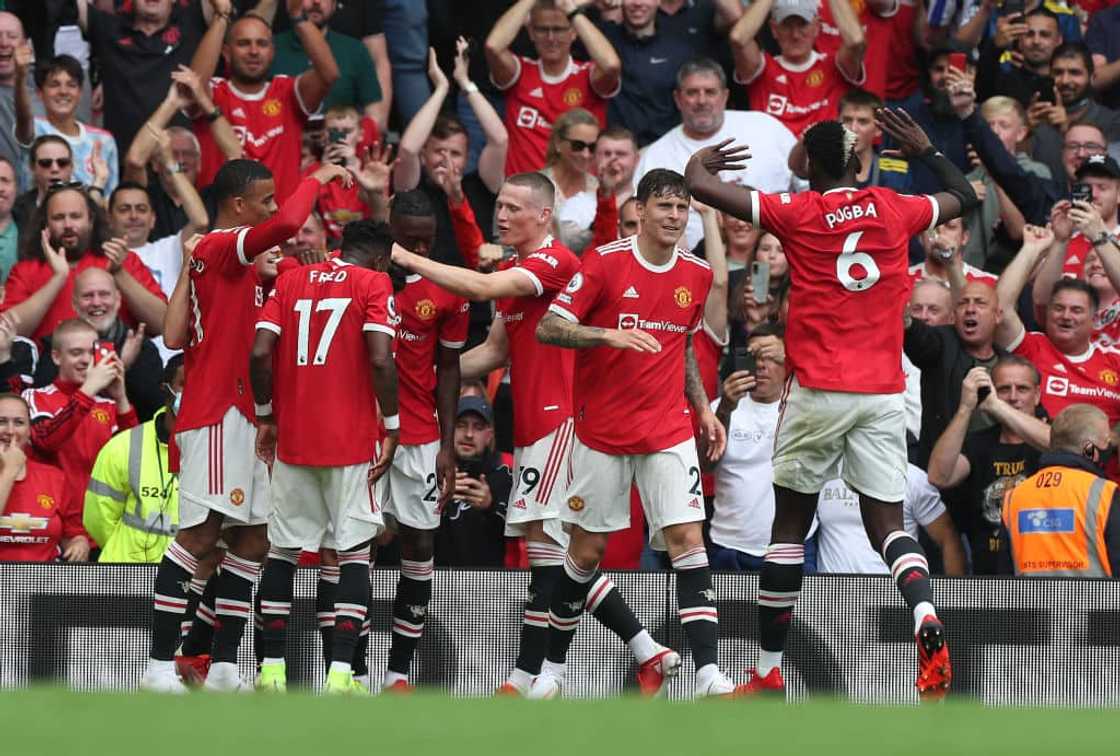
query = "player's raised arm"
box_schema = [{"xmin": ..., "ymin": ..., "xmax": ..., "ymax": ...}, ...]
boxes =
[
  {"xmin": 390, "ymin": 243, "xmax": 537, "ymax": 302},
  {"xmin": 242, "ymin": 164, "xmax": 351, "ymax": 260},
  {"xmin": 875, "ymin": 107, "xmax": 978, "ymax": 222},
  {"xmin": 994, "ymin": 225, "xmax": 1055, "ymax": 350},
  {"xmin": 683, "ymin": 141, "xmax": 754, "ymax": 223}
]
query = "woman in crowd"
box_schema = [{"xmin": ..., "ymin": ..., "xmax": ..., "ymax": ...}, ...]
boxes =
[{"xmin": 540, "ymin": 108, "xmax": 601, "ymax": 254}]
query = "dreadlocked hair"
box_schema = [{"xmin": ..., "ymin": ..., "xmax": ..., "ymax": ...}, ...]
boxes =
[{"xmin": 803, "ymin": 120, "xmax": 858, "ymax": 181}]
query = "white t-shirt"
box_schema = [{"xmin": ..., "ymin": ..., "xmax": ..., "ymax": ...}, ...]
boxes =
[
  {"xmin": 815, "ymin": 464, "xmax": 946, "ymax": 574},
  {"xmin": 710, "ymin": 394, "xmax": 781, "ymax": 556},
  {"xmin": 634, "ymin": 110, "xmax": 797, "ymax": 249},
  {"xmin": 136, "ymin": 234, "xmax": 183, "ymax": 365},
  {"xmin": 902, "ymin": 352, "xmax": 922, "ymax": 441}
]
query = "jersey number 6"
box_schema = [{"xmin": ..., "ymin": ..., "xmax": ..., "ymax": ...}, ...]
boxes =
[{"xmin": 835, "ymin": 231, "xmax": 880, "ymax": 292}]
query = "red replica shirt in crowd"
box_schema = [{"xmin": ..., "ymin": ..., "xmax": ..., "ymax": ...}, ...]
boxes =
[
  {"xmin": 495, "ymin": 55, "xmax": 615, "ymax": 176},
  {"xmin": 1061, "ymin": 233, "xmax": 1101, "ymax": 279},
  {"xmin": 748, "ymin": 186, "xmax": 938, "ymax": 393},
  {"xmin": 178, "ymin": 177, "xmax": 322, "ymax": 434},
  {"xmin": 196, "ymin": 75, "xmax": 312, "ymax": 201},
  {"xmin": 1009, "ymin": 330, "xmax": 1120, "ymax": 427},
  {"xmin": 494, "ymin": 236, "xmax": 581, "ymax": 447},
  {"xmin": 0, "ymin": 458, "xmax": 81, "ymax": 562},
  {"xmin": 23, "ymin": 380, "xmax": 137, "ymax": 542},
  {"xmin": 907, "ymin": 261, "xmax": 997, "ymax": 286},
  {"xmin": 885, "ymin": 0, "xmax": 921, "ymax": 101},
  {"xmin": 2, "ymin": 251, "xmax": 165, "ymax": 341},
  {"xmin": 257, "ymin": 259, "xmax": 396, "ymax": 467},
  {"xmin": 394, "ymin": 275, "xmax": 469, "ymax": 446},
  {"xmin": 302, "ymin": 161, "xmax": 370, "ymax": 240},
  {"xmin": 816, "ymin": 0, "xmax": 894, "ymax": 98},
  {"xmin": 550, "ymin": 236, "xmax": 713, "ymax": 455},
  {"xmin": 741, "ymin": 50, "xmax": 863, "ymax": 137}
]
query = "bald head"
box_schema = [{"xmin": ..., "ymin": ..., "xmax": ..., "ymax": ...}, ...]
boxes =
[
  {"xmin": 0, "ymin": 12, "xmax": 25, "ymax": 86},
  {"xmin": 1050, "ymin": 404, "xmax": 1110, "ymax": 455},
  {"xmin": 73, "ymin": 267, "xmax": 121, "ymax": 333}
]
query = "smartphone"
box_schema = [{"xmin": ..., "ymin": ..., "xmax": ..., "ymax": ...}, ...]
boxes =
[
  {"xmin": 305, "ymin": 114, "xmax": 325, "ymax": 132},
  {"xmin": 1071, "ymin": 182, "xmax": 1093, "ymax": 204},
  {"xmin": 947, "ymin": 52, "xmax": 967, "ymax": 73},
  {"xmin": 977, "ymin": 386, "xmax": 992, "ymax": 404},
  {"xmin": 1001, "ymin": 0, "xmax": 1024, "ymax": 16},
  {"xmin": 731, "ymin": 346, "xmax": 757, "ymax": 375},
  {"xmin": 327, "ymin": 128, "xmax": 347, "ymax": 144},
  {"xmin": 95, "ymin": 342, "xmax": 116, "ymax": 364},
  {"xmin": 751, "ymin": 260, "xmax": 770, "ymax": 305},
  {"xmin": 1032, "ymin": 76, "xmax": 1057, "ymax": 105},
  {"xmin": 459, "ymin": 459, "xmax": 486, "ymax": 480}
]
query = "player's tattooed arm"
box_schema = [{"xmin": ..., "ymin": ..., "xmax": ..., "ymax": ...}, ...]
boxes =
[
  {"xmin": 684, "ymin": 336, "xmax": 710, "ymax": 412},
  {"xmin": 535, "ymin": 312, "xmax": 611, "ymax": 349},
  {"xmin": 537, "ymin": 312, "xmax": 664, "ymax": 353}
]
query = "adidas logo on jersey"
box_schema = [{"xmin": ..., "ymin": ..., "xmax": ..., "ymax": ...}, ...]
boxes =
[
  {"xmin": 513, "ymin": 498, "xmax": 527, "ymax": 509},
  {"xmin": 775, "ymin": 74, "xmax": 788, "ymax": 84},
  {"xmin": 1067, "ymin": 255, "xmax": 1081, "ymax": 266},
  {"xmin": 688, "ymin": 498, "xmax": 702, "ymax": 510},
  {"xmin": 232, "ymin": 107, "xmax": 246, "ymax": 119},
  {"xmin": 529, "ymin": 87, "xmax": 544, "ymax": 98},
  {"xmin": 1054, "ymin": 364, "xmax": 1067, "ymax": 373},
  {"xmin": 623, "ymin": 286, "xmax": 640, "ymax": 299}
]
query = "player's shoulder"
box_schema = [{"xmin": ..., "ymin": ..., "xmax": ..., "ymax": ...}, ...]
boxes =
[
  {"xmin": 677, "ymin": 249, "xmax": 711, "ymax": 272},
  {"xmin": 590, "ymin": 236, "xmax": 635, "ymax": 260},
  {"xmin": 528, "ymin": 237, "xmax": 579, "ymax": 269}
]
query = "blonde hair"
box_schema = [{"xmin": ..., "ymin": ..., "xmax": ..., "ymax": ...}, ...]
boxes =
[
  {"xmin": 1050, "ymin": 404, "xmax": 1108, "ymax": 453},
  {"xmin": 544, "ymin": 108, "xmax": 599, "ymax": 168},
  {"xmin": 980, "ymin": 96, "xmax": 1027, "ymax": 128}
]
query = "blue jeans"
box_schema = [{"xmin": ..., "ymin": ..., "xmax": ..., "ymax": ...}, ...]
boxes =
[
  {"xmin": 708, "ymin": 538, "xmax": 819, "ymax": 574},
  {"xmin": 383, "ymin": 0, "xmax": 431, "ymax": 123}
]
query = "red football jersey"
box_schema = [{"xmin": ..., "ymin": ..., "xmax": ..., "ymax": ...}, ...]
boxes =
[
  {"xmin": 394, "ymin": 275, "xmax": 470, "ymax": 446},
  {"xmin": 816, "ymin": 0, "xmax": 894, "ymax": 98},
  {"xmin": 1094, "ymin": 300, "xmax": 1120, "ymax": 349},
  {"xmin": 23, "ymin": 381, "xmax": 134, "ymax": 516},
  {"xmin": 1, "ymin": 250, "xmax": 165, "ymax": 341},
  {"xmin": 885, "ymin": 0, "xmax": 921, "ymax": 101},
  {"xmin": 0, "ymin": 459, "xmax": 81, "ymax": 562},
  {"xmin": 196, "ymin": 75, "xmax": 312, "ymax": 201},
  {"xmin": 495, "ymin": 55, "xmax": 614, "ymax": 176},
  {"xmin": 177, "ymin": 177, "xmax": 322, "ymax": 433},
  {"xmin": 1010, "ymin": 331, "xmax": 1120, "ymax": 426},
  {"xmin": 494, "ymin": 236, "xmax": 581, "ymax": 447},
  {"xmin": 550, "ymin": 236, "xmax": 713, "ymax": 455},
  {"xmin": 741, "ymin": 51, "xmax": 862, "ymax": 137},
  {"xmin": 748, "ymin": 186, "xmax": 938, "ymax": 393},
  {"xmin": 1061, "ymin": 233, "xmax": 1095, "ymax": 279},
  {"xmin": 907, "ymin": 261, "xmax": 997, "ymax": 286},
  {"xmin": 257, "ymin": 259, "xmax": 397, "ymax": 466}
]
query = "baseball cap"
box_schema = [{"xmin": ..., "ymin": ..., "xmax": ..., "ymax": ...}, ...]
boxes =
[
  {"xmin": 772, "ymin": 0, "xmax": 819, "ymax": 23},
  {"xmin": 457, "ymin": 395, "xmax": 493, "ymax": 425},
  {"xmin": 1076, "ymin": 154, "xmax": 1120, "ymax": 181}
]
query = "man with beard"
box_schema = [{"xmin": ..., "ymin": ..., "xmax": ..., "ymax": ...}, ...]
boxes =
[
  {"xmin": 189, "ymin": 0, "xmax": 339, "ymax": 201},
  {"xmin": 976, "ymin": 7, "xmax": 1064, "ymax": 109},
  {"xmin": 2, "ymin": 185, "xmax": 166, "ymax": 343},
  {"xmin": 33, "ymin": 268, "xmax": 163, "ymax": 422},
  {"xmin": 1047, "ymin": 43, "xmax": 1120, "ymax": 160},
  {"xmin": 928, "ymin": 358, "xmax": 1049, "ymax": 574}
]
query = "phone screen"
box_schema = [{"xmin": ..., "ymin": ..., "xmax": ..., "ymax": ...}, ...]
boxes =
[
  {"xmin": 732, "ymin": 347, "xmax": 757, "ymax": 375},
  {"xmin": 947, "ymin": 52, "xmax": 967, "ymax": 73},
  {"xmin": 751, "ymin": 261, "xmax": 770, "ymax": 305}
]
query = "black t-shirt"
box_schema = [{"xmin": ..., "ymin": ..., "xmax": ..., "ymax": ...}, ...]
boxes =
[
  {"xmin": 146, "ymin": 174, "xmax": 217, "ymax": 242},
  {"xmin": 271, "ymin": 0, "xmax": 385, "ymax": 38},
  {"xmin": 85, "ymin": 3, "xmax": 207, "ymax": 155},
  {"xmin": 434, "ymin": 453, "xmax": 512, "ymax": 568},
  {"xmin": 956, "ymin": 425, "xmax": 1041, "ymax": 575}
]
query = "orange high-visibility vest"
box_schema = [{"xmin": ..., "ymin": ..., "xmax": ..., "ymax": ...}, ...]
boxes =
[{"xmin": 1002, "ymin": 466, "xmax": 1115, "ymax": 577}]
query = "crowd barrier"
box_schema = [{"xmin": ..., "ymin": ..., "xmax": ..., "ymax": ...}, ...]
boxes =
[{"xmin": 2, "ymin": 565, "xmax": 1119, "ymax": 705}]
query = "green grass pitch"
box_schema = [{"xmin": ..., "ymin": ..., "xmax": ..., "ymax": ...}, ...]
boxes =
[{"xmin": 0, "ymin": 689, "xmax": 1106, "ymax": 756}]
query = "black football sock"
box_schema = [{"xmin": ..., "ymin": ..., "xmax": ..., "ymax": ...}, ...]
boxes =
[
  {"xmin": 317, "ymin": 564, "xmax": 339, "ymax": 671},
  {"xmin": 545, "ymin": 553, "xmax": 597, "ymax": 665},
  {"xmin": 332, "ymin": 546, "xmax": 371, "ymax": 668},
  {"xmin": 180, "ymin": 572, "xmax": 218, "ymax": 656},
  {"xmin": 756, "ymin": 543, "xmax": 804, "ymax": 675},
  {"xmin": 257, "ymin": 548, "xmax": 299, "ymax": 662},
  {"xmin": 352, "ymin": 578, "xmax": 372, "ymax": 677},
  {"xmin": 514, "ymin": 541, "xmax": 565, "ymax": 678},
  {"xmin": 586, "ymin": 573, "xmax": 643, "ymax": 644},
  {"xmin": 149, "ymin": 541, "xmax": 199, "ymax": 661},
  {"xmin": 672, "ymin": 547, "xmax": 719, "ymax": 670},
  {"xmin": 210, "ymin": 552, "xmax": 260, "ymax": 664},
  {"xmin": 881, "ymin": 531, "xmax": 937, "ymax": 633},
  {"xmin": 387, "ymin": 558, "xmax": 433, "ymax": 676}
]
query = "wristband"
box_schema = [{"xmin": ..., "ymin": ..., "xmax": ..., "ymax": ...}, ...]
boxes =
[
  {"xmin": 462, "ymin": 82, "xmax": 480, "ymax": 94},
  {"xmin": 205, "ymin": 107, "xmax": 223, "ymax": 123},
  {"xmin": 291, "ymin": 13, "xmax": 310, "ymax": 25},
  {"xmin": 566, "ymin": 6, "xmax": 584, "ymax": 20},
  {"xmin": 255, "ymin": 402, "xmax": 273, "ymax": 416},
  {"xmin": 1092, "ymin": 231, "xmax": 1119, "ymax": 248},
  {"xmin": 383, "ymin": 414, "xmax": 400, "ymax": 431}
]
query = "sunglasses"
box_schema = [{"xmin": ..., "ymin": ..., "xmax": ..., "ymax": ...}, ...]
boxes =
[
  {"xmin": 565, "ymin": 138, "xmax": 595, "ymax": 154},
  {"xmin": 37, "ymin": 157, "xmax": 72, "ymax": 169}
]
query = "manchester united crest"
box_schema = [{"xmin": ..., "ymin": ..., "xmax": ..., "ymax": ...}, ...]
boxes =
[
  {"xmin": 806, "ymin": 70, "xmax": 825, "ymax": 88},
  {"xmin": 230, "ymin": 488, "xmax": 246, "ymax": 506},
  {"xmin": 91, "ymin": 408, "xmax": 111, "ymax": 425},
  {"xmin": 562, "ymin": 87, "xmax": 583, "ymax": 107},
  {"xmin": 37, "ymin": 494, "xmax": 54, "ymax": 511},
  {"xmin": 262, "ymin": 99, "xmax": 282, "ymax": 117},
  {"xmin": 1102, "ymin": 369, "xmax": 1119, "ymax": 386},
  {"xmin": 674, "ymin": 286, "xmax": 693, "ymax": 308},
  {"xmin": 415, "ymin": 299, "xmax": 437, "ymax": 320}
]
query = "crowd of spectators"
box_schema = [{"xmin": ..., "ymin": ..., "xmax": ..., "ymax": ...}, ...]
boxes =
[{"xmin": 0, "ymin": 0, "xmax": 1119, "ymax": 578}]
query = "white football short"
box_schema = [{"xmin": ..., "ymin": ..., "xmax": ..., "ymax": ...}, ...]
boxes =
[
  {"xmin": 771, "ymin": 375, "xmax": 908, "ymax": 503},
  {"xmin": 269, "ymin": 459, "xmax": 383, "ymax": 552},
  {"xmin": 561, "ymin": 435, "xmax": 705, "ymax": 551},
  {"xmin": 384, "ymin": 440, "xmax": 441, "ymax": 531},
  {"xmin": 177, "ymin": 407, "xmax": 270, "ymax": 529},
  {"xmin": 506, "ymin": 419, "xmax": 574, "ymax": 546}
]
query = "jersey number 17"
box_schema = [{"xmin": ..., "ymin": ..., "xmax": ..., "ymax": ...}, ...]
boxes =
[{"xmin": 294, "ymin": 297, "xmax": 351, "ymax": 365}]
